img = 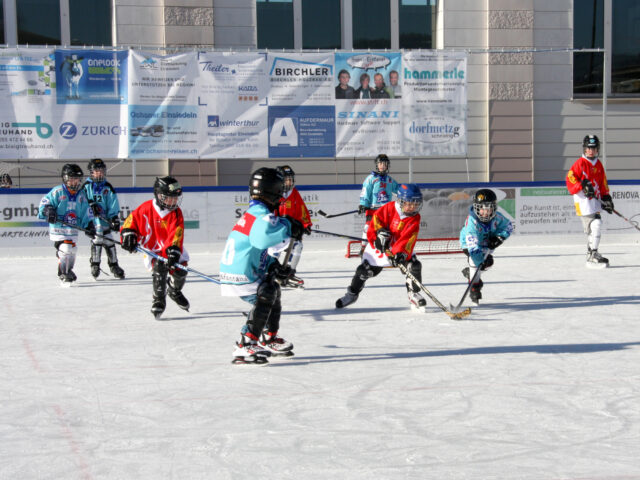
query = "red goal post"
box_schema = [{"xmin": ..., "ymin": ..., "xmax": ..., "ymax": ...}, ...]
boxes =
[{"xmin": 346, "ymin": 238, "xmax": 463, "ymax": 258}]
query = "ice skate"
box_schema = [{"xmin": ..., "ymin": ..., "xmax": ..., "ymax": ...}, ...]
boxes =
[
  {"xmin": 260, "ymin": 331, "xmax": 294, "ymax": 357},
  {"xmin": 336, "ymin": 288, "xmax": 358, "ymax": 308},
  {"xmin": 283, "ymin": 274, "xmax": 305, "ymax": 289},
  {"xmin": 91, "ymin": 263, "xmax": 101, "ymax": 279},
  {"xmin": 469, "ymin": 280, "xmax": 483, "ymax": 304},
  {"xmin": 408, "ymin": 291, "xmax": 427, "ymax": 312},
  {"xmin": 109, "ymin": 262, "xmax": 125, "ymax": 279},
  {"xmin": 462, "ymin": 266, "xmax": 470, "ymax": 280},
  {"xmin": 168, "ymin": 289, "xmax": 190, "ymax": 311},
  {"xmin": 586, "ymin": 248, "xmax": 609, "ymax": 269},
  {"xmin": 151, "ymin": 297, "xmax": 166, "ymax": 319},
  {"xmin": 232, "ymin": 334, "xmax": 271, "ymax": 365}
]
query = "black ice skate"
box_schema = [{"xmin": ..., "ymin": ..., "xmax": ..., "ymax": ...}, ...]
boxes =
[
  {"xmin": 336, "ymin": 288, "xmax": 358, "ymax": 308},
  {"xmin": 469, "ymin": 280, "xmax": 483, "ymax": 304},
  {"xmin": 91, "ymin": 263, "xmax": 101, "ymax": 279},
  {"xmin": 151, "ymin": 298, "xmax": 166, "ymax": 319},
  {"xmin": 109, "ymin": 262, "xmax": 125, "ymax": 279},
  {"xmin": 586, "ymin": 248, "xmax": 609, "ymax": 269},
  {"xmin": 168, "ymin": 289, "xmax": 190, "ymax": 311},
  {"xmin": 462, "ymin": 266, "xmax": 470, "ymax": 280}
]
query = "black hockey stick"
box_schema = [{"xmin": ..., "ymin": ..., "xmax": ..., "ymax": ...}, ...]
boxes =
[
  {"xmin": 603, "ymin": 205, "xmax": 640, "ymax": 232},
  {"xmin": 449, "ymin": 252, "xmax": 491, "ymax": 315},
  {"xmin": 310, "ymin": 228, "xmax": 362, "ymax": 241},
  {"xmin": 392, "ymin": 259, "xmax": 471, "ymax": 320},
  {"xmin": 135, "ymin": 245, "xmax": 221, "ymax": 285},
  {"xmin": 58, "ymin": 219, "xmax": 124, "ymax": 245},
  {"xmin": 317, "ymin": 209, "xmax": 359, "ymax": 219}
]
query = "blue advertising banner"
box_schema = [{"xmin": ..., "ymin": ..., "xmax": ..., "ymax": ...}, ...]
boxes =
[{"xmin": 268, "ymin": 105, "xmax": 335, "ymax": 158}]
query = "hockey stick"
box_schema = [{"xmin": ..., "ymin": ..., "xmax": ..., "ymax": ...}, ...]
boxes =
[
  {"xmin": 310, "ymin": 228, "xmax": 362, "ymax": 241},
  {"xmin": 604, "ymin": 205, "xmax": 640, "ymax": 232},
  {"xmin": 135, "ymin": 244, "xmax": 221, "ymax": 285},
  {"xmin": 449, "ymin": 252, "xmax": 492, "ymax": 315},
  {"xmin": 317, "ymin": 209, "xmax": 359, "ymax": 219},
  {"xmin": 392, "ymin": 259, "xmax": 471, "ymax": 320},
  {"xmin": 57, "ymin": 219, "xmax": 124, "ymax": 245}
]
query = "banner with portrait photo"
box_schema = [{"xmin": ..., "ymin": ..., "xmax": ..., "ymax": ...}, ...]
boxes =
[{"xmin": 334, "ymin": 52, "xmax": 403, "ymax": 157}]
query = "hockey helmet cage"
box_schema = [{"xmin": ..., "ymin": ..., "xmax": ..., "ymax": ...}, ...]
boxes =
[
  {"xmin": 375, "ymin": 154, "xmax": 390, "ymax": 174},
  {"xmin": 249, "ymin": 167, "xmax": 284, "ymax": 210},
  {"xmin": 61, "ymin": 163, "xmax": 84, "ymax": 194},
  {"xmin": 396, "ymin": 183, "xmax": 423, "ymax": 216},
  {"xmin": 1, "ymin": 173, "xmax": 12, "ymax": 187},
  {"xmin": 473, "ymin": 189, "xmax": 497, "ymax": 223},
  {"xmin": 276, "ymin": 165, "xmax": 295, "ymax": 193},
  {"xmin": 88, "ymin": 158, "xmax": 107, "ymax": 181},
  {"xmin": 154, "ymin": 176, "xmax": 183, "ymax": 211}
]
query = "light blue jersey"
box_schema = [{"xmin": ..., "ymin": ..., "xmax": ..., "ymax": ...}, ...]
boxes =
[
  {"xmin": 460, "ymin": 206, "xmax": 513, "ymax": 266},
  {"xmin": 82, "ymin": 179, "xmax": 120, "ymax": 228},
  {"xmin": 219, "ymin": 200, "xmax": 293, "ymax": 296},
  {"xmin": 359, "ymin": 172, "xmax": 399, "ymax": 210},
  {"xmin": 38, "ymin": 184, "xmax": 93, "ymax": 241}
]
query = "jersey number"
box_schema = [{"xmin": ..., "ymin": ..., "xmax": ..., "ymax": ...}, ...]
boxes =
[{"xmin": 220, "ymin": 238, "xmax": 235, "ymax": 265}]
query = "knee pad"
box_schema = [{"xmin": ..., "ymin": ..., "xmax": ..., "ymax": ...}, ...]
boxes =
[
  {"xmin": 588, "ymin": 216, "xmax": 602, "ymax": 249},
  {"xmin": 356, "ymin": 261, "xmax": 382, "ymax": 281},
  {"xmin": 56, "ymin": 240, "xmax": 77, "ymax": 272},
  {"xmin": 257, "ymin": 278, "xmax": 279, "ymax": 305}
]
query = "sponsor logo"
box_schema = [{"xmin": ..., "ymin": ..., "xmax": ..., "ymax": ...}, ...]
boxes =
[
  {"xmin": 407, "ymin": 118, "xmax": 462, "ymax": 143},
  {"xmin": 11, "ymin": 116, "xmax": 52, "ymax": 139},
  {"xmin": 59, "ymin": 122, "xmax": 77, "ymax": 139},
  {"xmin": 200, "ymin": 61, "xmax": 232, "ymax": 73},
  {"xmin": 270, "ymin": 57, "xmax": 332, "ymax": 77},
  {"xmin": 238, "ymin": 85, "xmax": 258, "ymax": 92},
  {"xmin": 208, "ymin": 115, "xmax": 259, "ymax": 128},
  {"xmin": 346, "ymin": 54, "xmax": 390, "ymax": 70},
  {"xmin": 140, "ymin": 57, "xmax": 158, "ymax": 69},
  {"xmin": 404, "ymin": 67, "xmax": 465, "ymax": 80},
  {"xmin": 208, "ymin": 116, "xmax": 219, "ymax": 128},
  {"xmin": 337, "ymin": 110, "xmax": 400, "ymax": 119},
  {"xmin": 59, "ymin": 122, "xmax": 127, "ymax": 139}
]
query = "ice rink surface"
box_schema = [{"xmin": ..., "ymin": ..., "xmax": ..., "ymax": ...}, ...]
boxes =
[{"xmin": 2, "ymin": 235, "xmax": 640, "ymax": 480}]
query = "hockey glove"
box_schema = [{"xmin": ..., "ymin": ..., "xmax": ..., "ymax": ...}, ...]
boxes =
[
  {"xmin": 358, "ymin": 205, "xmax": 367, "ymax": 215},
  {"xmin": 285, "ymin": 215, "xmax": 304, "ymax": 241},
  {"xmin": 120, "ymin": 229, "xmax": 138, "ymax": 253},
  {"xmin": 89, "ymin": 201, "xmax": 101, "ymax": 217},
  {"xmin": 581, "ymin": 179, "xmax": 595, "ymax": 199},
  {"xmin": 85, "ymin": 221, "xmax": 96, "ymax": 238},
  {"xmin": 481, "ymin": 254, "xmax": 494, "ymax": 270},
  {"xmin": 43, "ymin": 205, "xmax": 57, "ymax": 224},
  {"xmin": 374, "ymin": 228, "xmax": 392, "ymax": 252},
  {"xmin": 109, "ymin": 216, "xmax": 121, "ymax": 231},
  {"xmin": 269, "ymin": 262, "xmax": 294, "ymax": 285},
  {"xmin": 303, "ymin": 225, "xmax": 312, "ymax": 236},
  {"xmin": 487, "ymin": 235, "xmax": 505, "ymax": 250},
  {"xmin": 165, "ymin": 246, "xmax": 182, "ymax": 268},
  {"xmin": 389, "ymin": 252, "xmax": 408, "ymax": 267},
  {"xmin": 601, "ymin": 194, "xmax": 614, "ymax": 214}
]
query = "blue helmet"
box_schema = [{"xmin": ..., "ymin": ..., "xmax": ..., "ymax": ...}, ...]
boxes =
[{"xmin": 396, "ymin": 183, "xmax": 423, "ymax": 216}]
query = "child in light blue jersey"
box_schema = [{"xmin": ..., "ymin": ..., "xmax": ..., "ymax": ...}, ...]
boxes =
[
  {"xmin": 220, "ymin": 167, "xmax": 304, "ymax": 365},
  {"xmin": 38, "ymin": 163, "xmax": 94, "ymax": 284},
  {"xmin": 459, "ymin": 188, "xmax": 513, "ymax": 304},
  {"xmin": 82, "ymin": 158, "xmax": 124, "ymax": 279}
]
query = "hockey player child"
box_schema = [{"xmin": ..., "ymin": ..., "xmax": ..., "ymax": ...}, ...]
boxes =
[
  {"xmin": 119, "ymin": 176, "xmax": 190, "ymax": 319},
  {"xmin": 336, "ymin": 183, "xmax": 427, "ymax": 312},
  {"xmin": 38, "ymin": 164, "xmax": 94, "ymax": 285},
  {"xmin": 82, "ymin": 158, "xmax": 125, "ymax": 280},
  {"xmin": 459, "ymin": 189, "xmax": 513, "ymax": 304},
  {"xmin": 566, "ymin": 134, "xmax": 614, "ymax": 268},
  {"xmin": 276, "ymin": 165, "xmax": 312, "ymax": 288},
  {"xmin": 358, "ymin": 154, "xmax": 399, "ymax": 253},
  {"xmin": 220, "ymin": 167, "xmax": 305, "ymax": 365}
]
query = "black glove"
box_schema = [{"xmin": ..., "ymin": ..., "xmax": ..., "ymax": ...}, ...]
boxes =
[
  {"xmin": 303, "ymin": 225, "xmax": 312, "ymax": 236},
  {"xmin": 85, "ymin": 222, "xmax": 96, "ymax": 238},
  {"xmin": 89, "ymin": 201, "xmax": 101, "ymax": 217},
  {"xmin": 165, "ymin": 246, "xmax": 182, "ymax": 268},
  {"xmin": 358, "ymin": 205, "xmax": 367, "ymax": 215},
  {"xmin": 581, "ymin": 179, "xmax": 595, "ymax": 199},
  {"xmin": 487, "ymin": 235, "xmax": 505, "ymax": 250},
  {"xmin": 374, "ymin": 228, "xmax": 392, "ymax": 252},
  {"xmin": 389, "ymin": 252, "xmax": 408, "ymax": 267},
  {"xmin": 285, "ymin": 215, "xmax": 304, "ymax": 241},
  {"xmin": 481, "ymin": 254, "xmax": 494, "ymax": 270},
  {"xmin": 269, "ymin": 262, "xmax": 294, "ymax": 284},
  {"xmin": 43, "ymin": 205, "xmax": 57, "ymax": 224},
  {"xmin": 121, "ymin": 228, "xmax": 138, "ymax": 253},
  {"xmin": 601, "ymin": 194, "xmax": 614, "ymax": 214},
  {"xmin": 109, "ymin": 216, "xmax": 121, "ymax": 231}
]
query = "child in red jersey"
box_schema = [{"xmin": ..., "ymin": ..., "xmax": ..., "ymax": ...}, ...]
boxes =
[
  {"xmin": 276, "ymin": 165, "xmax": 312, "ymax": 288},
  {"xmin": 566, "ymin": 134, "xmax": 614, "ymax": 268},
  {"xmin": 120, "ymin": 176, "xmax": 190, "ymax": 318},
  {"xmin": 336, "ymin": 183, "xmax": 427, "ymax": 311}
]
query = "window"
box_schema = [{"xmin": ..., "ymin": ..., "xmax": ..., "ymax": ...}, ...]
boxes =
[
  {"xmin": 611, "ymin": 0, "xmax": 640, "ymax": 94},
  {"xmin": 302, "ymin": 0, "xmax": 341, "ymax": 49},
  {"xmin": 17, "ymin": 0, "xmax": 61, "ymax": 45},
  {"xmin": 257, "ymin": 0, "xmax": 294, "ymax": 49},
  {"xmin": 70, "ymin": 0, "xmax": 112, "ymax": 46},
  {"xmin": 573, "ymin": 0, "xmax": 603, "ymax": 95},
  {"xmin": 0, "ymin": 3, "xmax": 4, "ymax": 44},
  {"xmin": 399, "ymin": 0, "xmax": 434, "ymax": 49},
  {"xmin": 353, "ymin": 0, "xmax": 390, "ymax": 49}
]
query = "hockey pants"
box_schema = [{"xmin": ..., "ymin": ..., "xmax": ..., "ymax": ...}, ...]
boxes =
[{"xmin": 349, "ymin": 257, "xmax": 422, "ymax": 294}]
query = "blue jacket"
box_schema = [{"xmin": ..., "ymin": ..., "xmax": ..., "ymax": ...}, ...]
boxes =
[
  {"xmin": 359, "ymin": 171, "xmax": 398, "ymax": 210},
  {"xmin": 82, "ymin": 179, "xmax": 120, "ymax": 229},
  {"xmin": 38, "ymin": 184, "xmax": 93, "ymax": 241},
  {"xmin": 459, "ymin": 206, "xmax": 513, "ymax": 266},
  {"xmin": 219, "ymin": 200, "xmax": 293, "ymax": 296}
]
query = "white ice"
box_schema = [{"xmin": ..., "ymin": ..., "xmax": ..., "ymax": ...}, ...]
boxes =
[{"xmin": 1, "ymin": 234, "xmax": 640, "ymax": 480}]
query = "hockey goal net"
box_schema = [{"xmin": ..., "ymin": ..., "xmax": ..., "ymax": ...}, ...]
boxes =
[{"xmin": 346, "ymin": 238, "xmax": 463, "ymax": 258}]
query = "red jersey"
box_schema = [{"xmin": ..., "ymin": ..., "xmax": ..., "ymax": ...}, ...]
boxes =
[
  {"xmin": 277, "ymin": 187, "xmax": 312, "ymax": 229},
  {"xmin": 366, "ymin": 201, "xmax": 420, "ymax": 257},
  {"xmin": 566, "ymin": 155, "xmax": 610, "ymax": 216},
  {"xmin": 121, "ymin": 199, "xmax": 184, "ymax": 256}
]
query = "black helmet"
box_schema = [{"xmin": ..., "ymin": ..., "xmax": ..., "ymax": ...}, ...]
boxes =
[
  {"xmin": 0, "ymin": 173, "xmax": 12, "ymax": 187},
  {"xmin": 375, "ymin": 154, "xmax": 390, "ymax": 175},
  {"xmin": 61, "ymin": 164, "xmax": 84, "ymax": 194},
  {"xmin": 276, "ymin": 165, "xmax": 295, "ymax": 193},
  {"xmin": 582, "ymin": 135, "xmax": 600, "ymax": 150},
  {"xmin": 473, "ymin": 189, "xmax": 497, "ymax": 223},
  {"xmin": 249, "ymin": 167, "xmax": 284, "ymax": 210},
  {"xmin": 154, "ymin": 176, "xmax": 182, "ymax": 211},
  {"xmin": 88, "ymin": 158, "xmax": 107, "ymax": 181}
]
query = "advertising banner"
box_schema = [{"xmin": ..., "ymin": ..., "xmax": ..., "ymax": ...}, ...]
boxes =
[
  {"xmin": 402, "ymin": 51, "xmax": 467, "ymax": 156},
  {"xmin": 197, "ymin": 52, "xmax": 269, "ymax": 159},
  {"xmin": 335, "ymin": 52, "xmax": 403, "ymax": 157}
]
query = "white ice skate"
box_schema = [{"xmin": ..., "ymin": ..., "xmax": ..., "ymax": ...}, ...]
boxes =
[
  {"xmin": 260, "ymin": 331, "xmax": 294, "ymax": 358},
  {"xmin": 586, "ymin": 249, "xmax": 609, "ymax": 269},
  {"xmin": 408, "ymin": 291, "xmax": 427, "ymax": 312},
  {"xmin": 232, "ymin": 337, "xmax": 271, "ymax": 365}
]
